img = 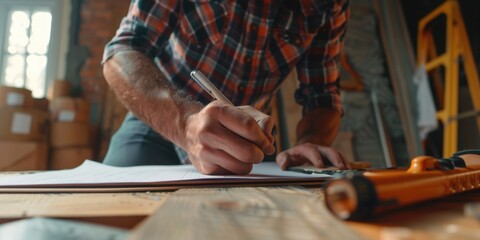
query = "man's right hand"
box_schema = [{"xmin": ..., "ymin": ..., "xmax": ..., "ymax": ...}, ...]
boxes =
[{"xmin": 185, "ymin": 100, "xmax": 275, "ymax": 175}]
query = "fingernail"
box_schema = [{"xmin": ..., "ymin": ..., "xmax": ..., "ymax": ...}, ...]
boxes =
[{"xmin": 264, "ymin": 144, "xmax": 275, "ymax": 155}]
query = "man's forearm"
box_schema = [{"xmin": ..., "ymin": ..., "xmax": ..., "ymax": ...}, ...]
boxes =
[
  {"xmin": 103, "ymin": 50, "xmax": 203, "ymax": 149},
  {"xmin": 295, "ymin": 108, "xmax": 341, "ymax": 146}
]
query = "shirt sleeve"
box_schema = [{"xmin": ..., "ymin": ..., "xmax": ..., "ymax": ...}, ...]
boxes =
[
  {"xmin": 294, "ymin": 0, "xmax": 349, "ymax": 115},
  {"xmin": 102, "ymin": 0, "xmax": 180, "ymax": 63}
]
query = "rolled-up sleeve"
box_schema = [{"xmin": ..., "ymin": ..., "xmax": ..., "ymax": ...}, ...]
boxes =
[
  {"xmin": 102, "ymin": 0, "xmax": 180, "ymax": 63},
  {"xmin": 295, "ymin": 0, "xmax": 349, "ymax": 115}
]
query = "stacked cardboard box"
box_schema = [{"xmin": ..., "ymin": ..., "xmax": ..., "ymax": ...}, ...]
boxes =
[
  {"xmin": 47, "ymin": 80, "xmax": 72, "ymax": 100},
  {"xmin": 49, "ymin": 97, "xmax": 93, "ymax": 169},
  {"xmin": 0, "ymin": 86, "xmax": 49, "ymax": 171}
]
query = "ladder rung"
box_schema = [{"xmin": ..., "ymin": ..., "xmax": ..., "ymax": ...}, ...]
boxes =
[
  {"xmin": 446, "ymin": 110, "xmax": 480, "ymax": 123},
  {"xmin": 425, "ymin": 54, "xmax": 448, "ymax": 71}
]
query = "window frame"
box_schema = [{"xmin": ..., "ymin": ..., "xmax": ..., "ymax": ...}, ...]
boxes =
[{"xmin": 0, "ymin": 0, "xmax": 65, "ymax": 97}]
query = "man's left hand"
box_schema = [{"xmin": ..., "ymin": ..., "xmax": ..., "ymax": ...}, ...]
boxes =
[{"xmin": 276, "ymin": 143, "xmax": 351, "ymax": 170}]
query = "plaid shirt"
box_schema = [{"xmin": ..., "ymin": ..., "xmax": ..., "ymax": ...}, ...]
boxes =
[{"xmin": 103, "ymin": 0, "xmax": 349, "ymax": 114}]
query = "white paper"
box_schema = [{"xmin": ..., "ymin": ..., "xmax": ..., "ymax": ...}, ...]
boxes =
[
  {"xmin": 6, "ymin": 92, "xmax": 24, "ymax": 106},
  {"xmin": 11, "ymin": 113, "xmax": 32, "ymax": 134},
  {"xmin": 0, "ymin": 160, "xmax": 330, "ymax": 187},
  {"xmin": 58, "ymin": 110, "xmax": 76, "ymax": 122}
]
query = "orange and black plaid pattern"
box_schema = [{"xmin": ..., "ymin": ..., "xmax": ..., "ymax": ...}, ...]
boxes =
[{"xmin": 103, "ymin": 0, "xmax": 349, "ymax": 114}]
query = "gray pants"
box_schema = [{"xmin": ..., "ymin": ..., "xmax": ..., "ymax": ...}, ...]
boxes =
[{"xmin": 103, "ymin": 112, "xmax": 182, "ymax": 166}]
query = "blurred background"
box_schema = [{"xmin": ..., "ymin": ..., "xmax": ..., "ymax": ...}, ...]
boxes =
[{"xmin": 0, "ymin": 0, "xmax": 479, "ymax": 171}]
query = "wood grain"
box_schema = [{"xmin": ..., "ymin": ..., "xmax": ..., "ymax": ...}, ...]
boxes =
[
  {"xmin": 129, "ymin": 187, "xmax": 366, "ymax": 240},
  {"xmin": 0, "ymin": 192, "xmax": 168, "ymax": 228}
]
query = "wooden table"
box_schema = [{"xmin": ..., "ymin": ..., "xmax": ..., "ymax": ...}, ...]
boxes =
[{"xmin": 0, "ymin": 187, "xmax": 478, "ymax": 239}]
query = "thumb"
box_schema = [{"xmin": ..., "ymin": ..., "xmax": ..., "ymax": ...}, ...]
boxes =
[{"xmin": 256, "ymin": 116, "xmax": 275, "ymax": 144}]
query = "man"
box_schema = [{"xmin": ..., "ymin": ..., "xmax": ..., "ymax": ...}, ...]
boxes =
[{"xmin": 102, "ymin": 0, "xmax": 350, "ymax": 175}]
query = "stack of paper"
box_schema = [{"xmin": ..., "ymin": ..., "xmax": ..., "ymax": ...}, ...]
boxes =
[{"xmin": 0, "ymin": 161, "xmax": 331, "ymax": 193}]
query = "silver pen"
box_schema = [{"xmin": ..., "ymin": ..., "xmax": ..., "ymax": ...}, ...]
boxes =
[
  {"xmin": 190, "ymin": 69, "xmax": 234, "ymax": 106},
  {"xmin": 190, "ymin": 69, "xmax": 276, "ymax": 137}
]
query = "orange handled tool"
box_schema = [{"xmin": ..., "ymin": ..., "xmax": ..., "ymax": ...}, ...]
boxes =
[{"xmin": 325, "ymin": 149, "xmax": 480, "ymax": 220}]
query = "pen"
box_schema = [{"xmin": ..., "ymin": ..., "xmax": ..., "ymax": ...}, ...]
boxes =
[
  {"xmin": 190, "ymin": 69, "xmax": 277, "ymax": 137},
  {"xmin": 190, "ymin": 69, "xmax": 234, "ymax": 105}
]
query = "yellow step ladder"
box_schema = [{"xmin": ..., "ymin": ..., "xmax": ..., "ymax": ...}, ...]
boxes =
[{"xmin": 417, "ymin": 0, "xmax": 480, "ymax": 157}]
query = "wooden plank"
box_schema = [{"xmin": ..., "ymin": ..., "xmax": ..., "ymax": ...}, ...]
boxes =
[
  {"xmin": 129, "ymin": 187, "xmax": 366, "ymax": 240},
  {"xmin": 0, "ymin": 192, "xmax": 168, "ymax": 228},
  {"xmin": 0, "ymin": 188, "xmax": 478, "ymax": 238},
  {"xmin": 373, "ymin": 0, "xmax": 423, "ymax": 158}
]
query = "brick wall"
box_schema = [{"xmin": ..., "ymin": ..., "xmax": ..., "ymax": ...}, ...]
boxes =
[
  {"xmin": 78, "ymin": 0, "xmax": 130, "ymax": 159},
  {"xmin": 79, "ymin": 0, "xmax": 130, "ymax": 103}
]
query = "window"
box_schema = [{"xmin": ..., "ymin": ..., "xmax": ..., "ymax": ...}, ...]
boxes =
[{"xmin": 0, "ymin": 0, "xmax": 68, "ymax": 98}]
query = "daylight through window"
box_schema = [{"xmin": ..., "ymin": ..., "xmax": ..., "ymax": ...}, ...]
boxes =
[{"xmin": 2, "ymin": 9, "xmax": 52, "ymax": 98}]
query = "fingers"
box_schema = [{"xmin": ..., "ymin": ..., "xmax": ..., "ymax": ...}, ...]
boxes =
[
  {"xmin": 185, "ymin": 101, "xmax": 276, "ymax": 175},
  {"xmin": 276, "ymin": 145, "xmax": 323, "ymax": 170},
  {"xmin": 316, "ymin": 146, "xmax": 350, "ymax": 169},
  {"xmin": 276, "ymin": 143, "xmax": 351, "ymax": 170},
  {"xmin": 256, "ymin": 115, "xmax": 275, "ymax": 144},
  {"xmin": 213, "ymin": 102, "xmax": 275, "ymax": 155},
  {"xmin": 194, "ymin": 147, "xmax": 253, "ymax": 175},
  {"xmin": 238, "ymin": 105, "xmax": 275, "ymax": 144},
  {"xmin": 197, "ymin": 122, "xmax": 265, "ymax": 164},
  {"xmin": 276, "ymin": 151, "xmax": 293, "ymax": 170}
]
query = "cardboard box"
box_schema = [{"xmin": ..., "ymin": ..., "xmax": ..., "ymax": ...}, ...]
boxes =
[
  {"xmin": 0, "ymin": 107, "xmax": 49, "ymax": 142},
  {"xmin": 50, "ymin": 122, "xmax": 90, "ymax": 148},
  {"xmin": 0, "ymin": 141, "xmax": 48, "ymax": 171},
  {"xmin": 49, "ymin": 147, "xmax": 93, "ymax": 170},
  {"xmin": 50, "ymin": 97, "xmax": 90, "ymax": 123},
  {"xmin": 0, "ymin": 86, "xmax": 33, "ymax": 108},
  {"xmin": 33, "ymin": 98, "xmax": 50, "ymax": 112},
  {"xmin": 47, "ymin": 80, "xmax": 71, "ymax": 100}
]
